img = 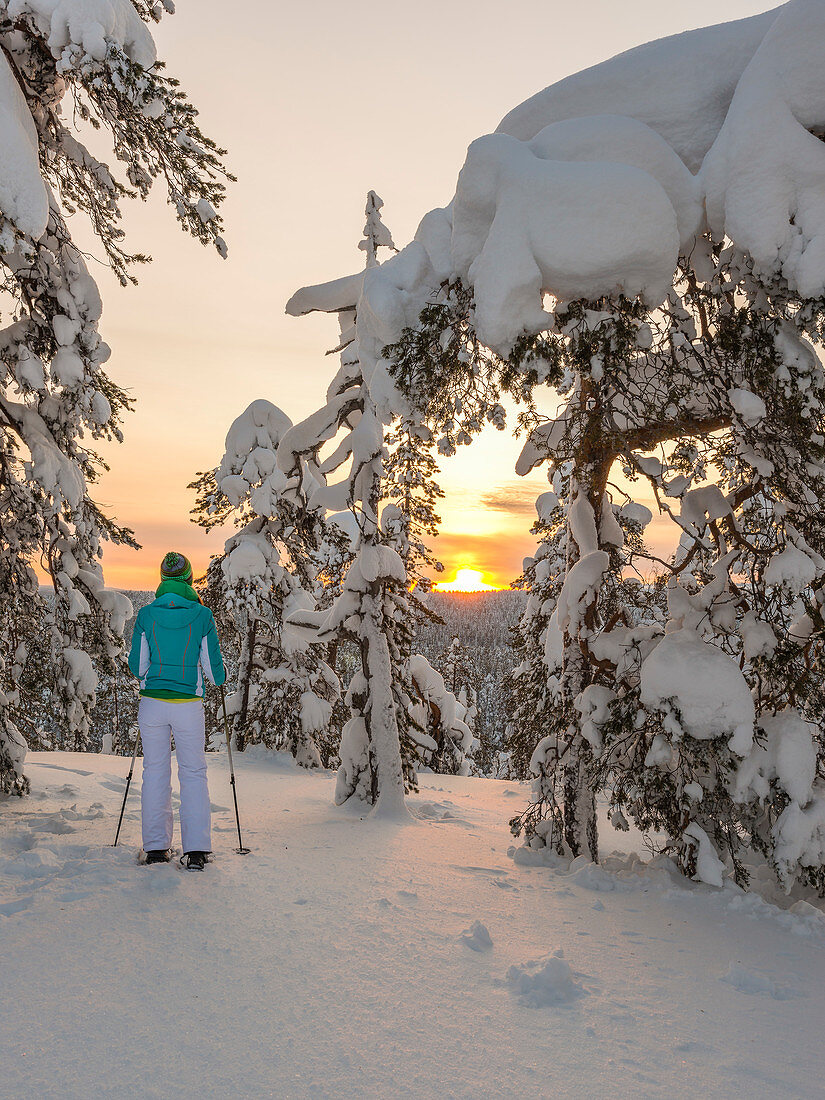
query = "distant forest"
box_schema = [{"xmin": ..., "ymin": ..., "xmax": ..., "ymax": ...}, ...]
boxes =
[{"xmin": 417, "ymin": 591, "xmax": 526, "ymax": 772}]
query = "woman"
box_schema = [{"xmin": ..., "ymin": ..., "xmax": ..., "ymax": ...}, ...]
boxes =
[{"xmin": 127, "ymin": 552, "xmax": 226, "ymax": 870}]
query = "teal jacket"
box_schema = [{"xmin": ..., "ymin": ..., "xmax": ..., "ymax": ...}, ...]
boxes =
[{"xmin": 128, "ymin": 584, "xmax": 226, "ymax": 699}]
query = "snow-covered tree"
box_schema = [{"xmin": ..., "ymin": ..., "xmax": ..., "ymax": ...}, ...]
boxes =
[
  {"xmin": 428, "ymin": 635, "xmax": 479, "ymax": 772},
  {"xmin": 409, "ymin": 653, "xmax": 477, "ymax": 775},
  {"xmin": 306, "ymin": 2, "xmax": 825, "ymax": 890},
  {"xmin": 391, "ymin": 259, "xmax": 825, "ymax": 886},
  {"xmin": 506, "ymin": 494, "xmax": 564, "ymax": 781},
  {"xmin": 0, "ymin": 576, "xmax": 38, "ymax": 791},
  {"xmin": 383, "ymin": 415, "xmax": 443, "ymax": 590},
  {"xmin": 437, "ymin": 636, "xmax": 471, "ymax": 697},
  {"xmin": 359, "ymin": 190, "xmax": 396, "ymax": 269},
  {"xmin": 282, "ymin": 193, "xmax": 421, "ymax": 815},
  {"xmin": 0, "ymin": 1, "xmax": 230, "ymax": 792},
  {"xmin": 458, "ymin": 683, "xmax": 478, "ymax": 753},
  {"xmin": 191, "ymin": 399, "xmax": 342, "ymax": 766}
]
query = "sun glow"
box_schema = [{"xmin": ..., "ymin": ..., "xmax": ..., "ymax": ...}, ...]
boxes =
[{"xmin": 433, "ymin": 568, "xmax": 500, "ymax": 593}]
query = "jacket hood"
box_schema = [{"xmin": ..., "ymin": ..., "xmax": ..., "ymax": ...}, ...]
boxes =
[{"xmin": 146, "ymin": 593, "xmax": 204, "ymax": 629}]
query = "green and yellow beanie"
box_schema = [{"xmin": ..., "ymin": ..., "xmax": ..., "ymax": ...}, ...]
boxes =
[{"xmin": 160, "ymin": 551, "xmax": 193, "ymax": 584}]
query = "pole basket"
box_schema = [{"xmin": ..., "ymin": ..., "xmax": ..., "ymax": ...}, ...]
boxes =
[{"xmin": 235, "ymin": 846, "xmax": 251, "ymax": 855}]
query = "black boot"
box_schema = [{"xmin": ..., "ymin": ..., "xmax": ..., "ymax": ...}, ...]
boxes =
[
  {"xmin": 145, "ymin": 849, "xmax": 171, "ymax": 865},
  {"xmin": 181, "ymin": 851, "xmax": 207, "ymax": 871}
]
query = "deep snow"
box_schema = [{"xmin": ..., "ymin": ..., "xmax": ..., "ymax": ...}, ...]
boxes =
[{"xmin": 3, "ymin": 752, "xmax": 825, "ymax": 1098}]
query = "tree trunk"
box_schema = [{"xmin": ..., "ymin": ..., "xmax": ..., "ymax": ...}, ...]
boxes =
[
  {"xmin": 559, "ymin": 384, "xmax": 611, "ymax": 861},
  {"xmin": 361, "ymin": 590, "xmax": 408, "ymax": 819},
  {"xmin": 235, "ymin": 618, "xmax": 258, "ymax": 752}
]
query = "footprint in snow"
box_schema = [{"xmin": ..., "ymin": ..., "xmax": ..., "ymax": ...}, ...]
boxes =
[
  {"xmin": 0, "ymin": 896, "xmax": 34, "ymax": 917},
  {"xmin": 415, "ymin": 802, "xmax": 441, "ymax": 819},
  {"xmin": 27, "ymin": 812, "xmax": 77, "ymax": 835},
  {"xmin": 0, "ymin": 831, "xmax": 38, "ymax": 856},
  {"xmin": 59, "ymin": 890, "xmax": 94, "ymax": 902},
  {"xmin": 451, "ymin": 865, "xmax": 509, "ymax": 877},
  {"xmin": 396, "ymin": 889, "xmax": 418, "ymax": 903},
  {"xmin": 720, "ymin": 962, "xmax": 802, "ymax": 1001},
  {"xmin": 673, "ymin": 1039, "xmax": 717, "ymax": 1055},
  {"xmin": 414, "ymin": 801, "xmax": 467, "ymax": 823},
  {"xmin": 3, "ymin": 847, "xmax": 61, "ymax": 877}
]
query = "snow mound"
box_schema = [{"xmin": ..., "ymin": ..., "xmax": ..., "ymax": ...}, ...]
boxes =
[
  {"xmin": 725, "ymin": 888, "xmax": 825, "ymax": 938},
  {"xmin": 568, "ymin": 858, "xmax": 637, "ymax": 893},
  {"xmin": 452, "ymin": 133, "xmax": 679, "ymax": 351},
  {"xmin": 703, "ymin": 0, "xmax": 825, "ymax": 298},
  {"xmin": 0, "ymin": 51, "xmax": 48, "ymax": 237},
  {"xmin": 734, "ymin": 707, "xmax": 817, "ymax": 808},
  {"xmin": 458, "ymin": 920, "xmax": 493, "ymax": 952},
  {"xmin": 510, "ymin": 843, "xmax": 568, "ymax": 869},
  {"xmin": 506, "ymin": 949, "xmax": 586, "ymax": 1008},
  {"xmin": 511, "ymin": 846, "xmax": 688, "ymax": 895},
  {"xmin": 684, "ymin": 823, "xmax": 726, "ymax": 888},
  {"xmin": 9, "ymin": 0, "xmax": 157, "ymax": 68},
  {"xmin": 496, "ymin": 8, "xmax": 780, "ymax": 170},
  {"xmin": 526, "ymin": 115, "xmax": 703, "ymax": 249},
  {"xmin": 640, "ymin": 627, "xmax": 755, "ymax": 756},
  {"xmin": 720, "ymin": 962, "xmax": 800, "ymax": 1001}
]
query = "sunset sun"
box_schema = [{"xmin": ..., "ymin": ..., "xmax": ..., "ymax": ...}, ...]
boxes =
[{"xmin": 433, "ymin": 568, "xmax": 500, "ymax": 592}]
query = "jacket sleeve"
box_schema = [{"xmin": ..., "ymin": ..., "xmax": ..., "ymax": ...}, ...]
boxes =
[
  {"xmin": 199, "ymin": 611, "xmax": 226, "ymax": 686},
  {"xmin": 127, "ymin": 613, "xmax": 149, "ymax": 680}
]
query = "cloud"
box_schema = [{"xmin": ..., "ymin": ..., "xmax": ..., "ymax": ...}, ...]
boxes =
[{"xmin": 480, "ymin": 483, "xmax": 540, "ymax": 516}]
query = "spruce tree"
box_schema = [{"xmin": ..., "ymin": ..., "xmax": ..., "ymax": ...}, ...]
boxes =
[
  {"xmin": 408, "ymin": 653, "xmax": 477, "ymax": 775},
  {"xmin": 191, "ymin": 400, "xmax": 343, "ymax": 766},
  {"xmin": 282, "ymin": 193, "xmax": 418, "ymax": 815},
  {"xmin": 437, "ymin": 636, "xmax": 471, "ymax": 697}
]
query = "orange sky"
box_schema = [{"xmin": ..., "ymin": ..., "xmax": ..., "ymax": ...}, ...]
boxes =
[{"xmin": 83, "ymin": 0, "xmax": 767, "ymax": 591}]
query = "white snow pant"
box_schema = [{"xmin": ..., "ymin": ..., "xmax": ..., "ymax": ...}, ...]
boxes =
[{"xmin": 138, "ymin": 697, "xmax": 211, "ymax": 853}]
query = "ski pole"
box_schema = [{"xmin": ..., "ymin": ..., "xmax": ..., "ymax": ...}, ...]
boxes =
[
  {"xmin": 112, "ymin": 728, "xmax": 141, "ymax": 847},
  {"xmin": 220, "ymin": 685, "xmax": 250, "ymax": 855}
]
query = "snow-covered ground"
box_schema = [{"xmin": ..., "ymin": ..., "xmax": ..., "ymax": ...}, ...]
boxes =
[{"xmin": 3, "ymin": 752, "xmax": 825, "ymax": 1099}]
